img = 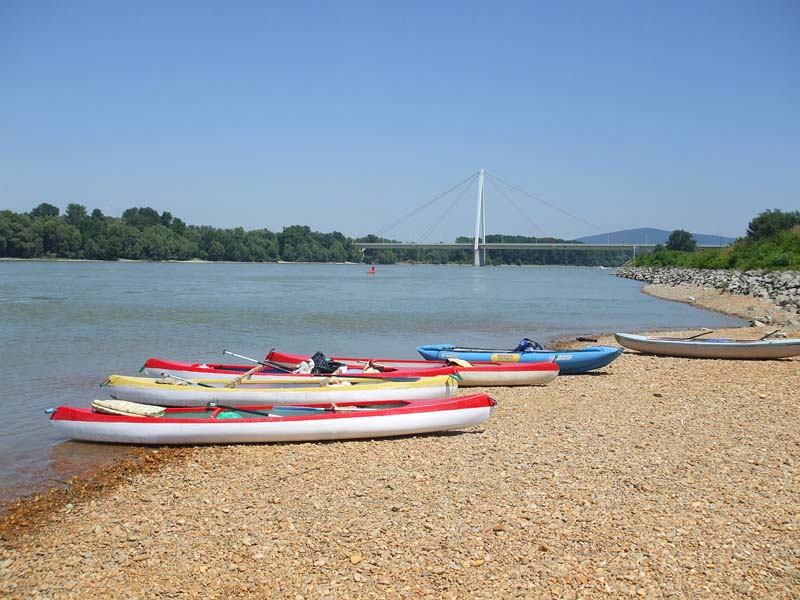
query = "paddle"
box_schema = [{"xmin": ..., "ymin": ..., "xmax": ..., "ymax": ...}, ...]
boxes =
[
  {"xmin": 684, "ymin": 329, "xmax": 714, "ymax": 340},
  {"xmin": 759, "ymin": 329, "xmax": 781, "ymax": 340},
  {"xmin": 224, "ymin": 362, "xmax": 269, "ymax": 389},
  {"xmin": 206, "ymin": 401, "xmax": 328, "ymax": 417},
  {"xmin": 222, "ymin": 349, "xmax": 391, "ymax": 381},
  {"xmin": 222, "ymin": 349, "xmax": 292, "ymax": 372},
  {"xmin": 159, "ymin": 372, "xmax": 215, "ymax": 388}
]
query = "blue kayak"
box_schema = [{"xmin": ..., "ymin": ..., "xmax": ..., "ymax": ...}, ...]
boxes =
[{"xmin": 416, "ymin": 343, "xmax": 623, "ymax": 375}]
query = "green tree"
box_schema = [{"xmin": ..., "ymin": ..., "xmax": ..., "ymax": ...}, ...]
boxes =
[
  {"xmin": 746, "ymin": 209, "xmax": 800, "ymax": 241},
  {"xmin": 122, "ymin": 207, "xmax": 162, "ymax": 230},
  {"xmin": 207, "ymin": 240, "xmax": 225, "ymax": 261},
  {"xmin": 65, "ymin": 203, "xmax": 88, "ymax": 227},
  {"xmin": 666, "ymin": 230, "xmax": 697, "ymax": 252},
  {"xmin": 41, "ymin": 219, "xmax": 82, "ymax": 257},
  {"xmin": 2, "ymin": 213, "xmax": 43, "ymax": 257},
  {"xmin": 30, "ymin": 203, "xmax": 60, "ymax": 219},
  {"xmin": 170, "ymin": 217, "xmax": 187, "ymax": 236},
  {"xmin": 105, "ymin": 222, "xmax": 142, "ymax": 259},
  {"xmin": 139, "ymin": 225, "xmax": 176, "ymax": 260}
]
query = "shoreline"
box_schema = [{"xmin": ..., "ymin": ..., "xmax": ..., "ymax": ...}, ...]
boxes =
[
  {"xmin": 641, "ymin": 283, "xmax": 800, "ymax": 331},
  {"xmin": 2, "ymin": 286, "xmax": 798, "ymax": 597},
  {"xmin": 2, "ymin": 257, "xmax": 615, "ymax": 268}
]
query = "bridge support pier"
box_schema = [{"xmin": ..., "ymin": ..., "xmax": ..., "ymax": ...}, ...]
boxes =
[{"xmin": 473, "ymin": 169, "xmax": 486, "ymax": 266}]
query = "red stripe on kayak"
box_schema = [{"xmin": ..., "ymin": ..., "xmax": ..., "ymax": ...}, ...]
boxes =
[{"xmin": 50, "ymin": 394, "xmax": 495, "ymax": 424}]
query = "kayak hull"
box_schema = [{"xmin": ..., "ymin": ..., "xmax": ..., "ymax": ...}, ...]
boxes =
[
  {"xmin": 264, "ymin": 351, "xmax": 560, "ymax": 386},
  {"xmin": 102, "ymin": 374, "xmax": 458, "ymax": 407},
  {"xmin": 142, "ymin": 358, "xmax": 456, "ymax": 381},
  {"xmin": 614, "ymin": 333, "xmax": 800, "ymax": 359},
  {"xmin": 50, "ymin": 395, "xmax": 495, "ymax": 445},
  {"xmin": 415, "ymin": 344, "xmax": 622, "ymax": 375}
]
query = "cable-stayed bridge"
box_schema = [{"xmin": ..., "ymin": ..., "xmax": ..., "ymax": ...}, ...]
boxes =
[{"xmin": 356, "ymin": 169, "xmax": 724, "ymax": 266}]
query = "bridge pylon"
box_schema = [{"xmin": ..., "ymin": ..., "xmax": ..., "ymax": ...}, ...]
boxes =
[{"xmin": 473, "ymin": 169, "xmax": 486, "ymax": 266}]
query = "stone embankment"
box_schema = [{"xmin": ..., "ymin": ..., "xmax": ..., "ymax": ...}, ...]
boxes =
[{"xmin": 616, "ymin": 266, "xmax": 800, "ymax": 317}]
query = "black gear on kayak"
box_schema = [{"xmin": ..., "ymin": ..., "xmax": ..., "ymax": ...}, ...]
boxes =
[
  {"xmin": 514, "ymin": 338, "xmax": 543, "ymax": 352},
  {"xmin": 309, "ymin": 351, "xmax": 345, "ymax": 374}
]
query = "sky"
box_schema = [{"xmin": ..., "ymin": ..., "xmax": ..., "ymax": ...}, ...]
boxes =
[{"xmin": 1, "ymin": 0, "xmax": 798, "ymax": 241}]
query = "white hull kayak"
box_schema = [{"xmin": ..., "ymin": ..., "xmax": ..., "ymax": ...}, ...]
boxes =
[
  {"xmin": 146, "ymin": 363, "xmax": 558, "ymax": 387},
  {"xmin": 102, "ymin": 374, "xmax": 458, "ymax": 407},
  {"xmin": 614, "ymin": 333, "xmax": 800, "ymax": 359},
  {"xmin": 50, "ymin": 395, "xmax": 495, "ymax": 445}
]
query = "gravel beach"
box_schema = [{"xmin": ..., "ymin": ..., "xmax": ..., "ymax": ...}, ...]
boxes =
[{"xmin": 2, "ymin": 285, "xmax": 798, "ymax": 599}]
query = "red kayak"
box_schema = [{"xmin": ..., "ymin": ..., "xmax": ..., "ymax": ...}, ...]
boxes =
[
  {"xmin": 265, "ymin": 350, "xmax": 559, "ymax": 387},
  {"xmin": 50, "ymin": 394, "xmax": 496, "ymax": 445},
  {"xmin": 141, "ymin": 357, "xmax": 457, "ymax": 382}
]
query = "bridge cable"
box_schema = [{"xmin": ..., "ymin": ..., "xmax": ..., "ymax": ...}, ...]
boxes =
[
  {"xmin": 373, "ymin": 171, "xmax": 479, "ymax": 238},
  {"xmin": 486, "ymin": 172, "xmax": 607, "ymax": 234},
  {"xmin": 485, "ymin": 178, "xmax": 548, "ymax": 238},
  {"xmin": 417, "ymin": 177, "xmax": 476, "ymax": 243}
]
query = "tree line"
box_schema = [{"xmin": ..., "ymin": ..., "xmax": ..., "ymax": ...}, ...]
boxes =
[
  {"xmin": 2, "ymin": 202, "xmax": 641, "ymax": 266},
  {"xmin": 0, "ymin": 204, "xmax": 362, "ymax": 263},
  {"xmin": 635, "ymin": 209, "xmax": 800, "ymax": 270}
]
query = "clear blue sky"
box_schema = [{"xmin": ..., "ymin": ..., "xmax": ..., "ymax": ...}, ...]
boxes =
[{"xmin": 1, "ymin": 1, "xmax": 797, "ymax": 240}]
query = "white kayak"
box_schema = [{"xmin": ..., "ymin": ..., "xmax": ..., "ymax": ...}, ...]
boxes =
[
  {"xmin": 614, "ymin": 332, "xmax": 800, "ymax": 359},
  {"xmin": 101, "ymin": 374, "xmax": 458, "ymax": 407},
  {"xmin": 49, "ymin": 395, "xmax": 496, "ymax": 445}
]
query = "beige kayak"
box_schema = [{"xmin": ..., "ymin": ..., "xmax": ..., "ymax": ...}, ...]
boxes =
[{"xmin": 101, "ymin": 374, "xmax": 459, "ymax": 407}]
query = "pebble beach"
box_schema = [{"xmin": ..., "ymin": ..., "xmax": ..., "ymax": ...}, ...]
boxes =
[{"xmin": 1, "ymin": 284, "xmax": 798, "ymax": 599}]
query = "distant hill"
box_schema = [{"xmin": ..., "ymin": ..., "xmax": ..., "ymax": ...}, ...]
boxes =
[{"xmin": 575, "ymin": 228, "xmax": 736, "ymax": 246}]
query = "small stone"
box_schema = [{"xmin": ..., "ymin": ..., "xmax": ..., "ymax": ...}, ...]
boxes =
[{"xmin": 350, "ymin": 554, "xmax": 363, "ymax": 565}]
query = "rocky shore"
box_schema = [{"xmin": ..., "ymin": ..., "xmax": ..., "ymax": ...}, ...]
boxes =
[
  {"xmin": 616, "ymin": 267, "xmax": 800, "ymax": 326},
  {"xmin": 1, "ymin": 286, "xmax": 799, "ymax": 598}
]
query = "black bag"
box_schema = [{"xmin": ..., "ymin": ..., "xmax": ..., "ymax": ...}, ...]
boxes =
[
  {"xmin": 513, "ymin": 338, "xmax": 543, "ymax": 352},
  {"xmin": 309, "ymin": 351, "xmax": 345, "ymax": 374}
]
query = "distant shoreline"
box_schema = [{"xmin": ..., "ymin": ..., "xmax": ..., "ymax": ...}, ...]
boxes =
[{"xmin": 0, "ymin": 257, "xmax": 613, "ymax": 268}]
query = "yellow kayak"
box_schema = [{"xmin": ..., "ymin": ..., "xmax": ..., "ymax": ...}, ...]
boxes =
[{"xmin": 101, "ymin": 374, "xmax": 459, "ymax": 407}]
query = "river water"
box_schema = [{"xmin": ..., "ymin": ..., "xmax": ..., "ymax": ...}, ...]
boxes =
[{"xmin": 0, "ymin": 261, "xmax": 743, "ymax": 503}]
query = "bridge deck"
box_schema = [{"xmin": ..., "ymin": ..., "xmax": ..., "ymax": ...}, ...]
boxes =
[{"xmin": 357, "ymin": 242, "xmax": 723, "ymax": 251}]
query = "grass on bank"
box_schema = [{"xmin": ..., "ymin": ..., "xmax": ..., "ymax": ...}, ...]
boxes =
[{"xmin": 633, "ymin": 226, "xmax": 800, "ymax": 271}]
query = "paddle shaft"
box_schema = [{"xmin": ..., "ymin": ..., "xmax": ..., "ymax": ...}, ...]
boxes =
[
  {"xmin": 222, "ymin": 349, "xmax": 292, "ymax": 372},
  {"xmin": 207, "ymin": 402, "xmax": 326, "ymax": 417},
  {"xmin": 760, "ymin": 329, "xmax": 780, "ymax": 340},
  {"xmin": 222, "ymin": 349, "xmax": 391, "ymax": 381},
  {"xmin": 685, "ymin": 329, "xmax": 714, "ymax": 340},
  {"xmin": 159, "ymin": 372, "xmax": 215, "ymax": 388}
]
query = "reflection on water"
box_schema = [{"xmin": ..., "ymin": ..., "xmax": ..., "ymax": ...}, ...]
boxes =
[
  {"xmin": 46, "ymin": 440, "xmax": 139, "ymax": 481},
  {"xmin": 0, "ymin": 261, "xmax": 744, "ymax": 505},
  {"xmin": 0, "ymin": 441, "xmax": 139, "ymax": 506}
]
